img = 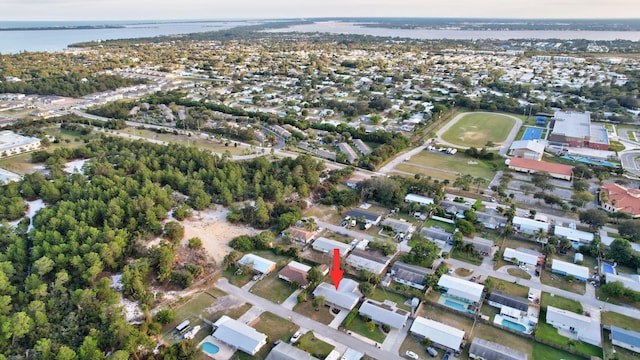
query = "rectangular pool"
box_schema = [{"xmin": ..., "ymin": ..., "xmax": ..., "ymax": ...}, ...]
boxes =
[
  {"xmin": 602, "ymin": 263, "xmax": 615, "ymax": 274},
  {"xmin": 444, "ymin": 299, "xmax": 467, "ymax": 311}
]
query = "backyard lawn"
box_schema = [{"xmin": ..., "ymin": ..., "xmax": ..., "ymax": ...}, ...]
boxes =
[
  {"xmin": 424, "ymin": 219, "xmax": 456, "ymax": 233},
  {"xmin": 250, "ymin": 274, "xmax": 296, "ymax": 304},
  {"xmin": 418, "ymin": 303, "xmax": 474, "ymax": 333},
  {"xmin": 344, "ymin": 315, "xmax": 387, "ymax": 343},
  {"xmin": 295, "ymin": 332, "xmax": 335, "ymax": 359},
  {"xmin": 540, "ymin": 292, "xmax": 583, "ymax": 313},
  {"xmin": 485, "ymin": 277, "xmax": 529, "ymax": 298},
  {"xmin": 531, "ymin": 342, "xmax": 585, "ymax": 360},
  {"xmin": 441, "ymin": 112, "xmax": 516, "ymax": 148},
  {"xmin": 369, "ymin": 287, "xmax": 412, "ymax": 311},
  {"xmin": 470, "ymin": 323, "xmax": 533, "ymax": 357}
]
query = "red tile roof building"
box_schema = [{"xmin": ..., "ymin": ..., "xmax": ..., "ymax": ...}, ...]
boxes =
[
  {"xmin": 507, "ymin": 157, "xmax": 573, "ymax": 181},
  {"xmin": 600, "ymin": 183, "xmax": 640, "ymax": 218}
]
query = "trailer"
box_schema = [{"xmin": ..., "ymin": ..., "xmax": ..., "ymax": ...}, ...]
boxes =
[{"xmin": 175, "ymin": 320, "xmax": 191, "ymax": 333}]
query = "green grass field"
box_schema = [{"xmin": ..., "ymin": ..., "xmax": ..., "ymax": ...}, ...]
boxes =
[
  {"xmin": 295, "ymin": 332, "xmax": 335, "ymax": 358},
  {"xmin": 536, "ymin": 315, "xmax": 602, "ymax": 357},
  {"xmin": 541, "ymin": 292, "xmax": 583, "ymax": 313},
  {"xmin": 601, "ymin": 311, "xmax": 640, "ymax": 332},
  {"xmin": 344, "ymin": 315, "xmax": 387, "ymax": 343},
  {"xmin": 531, "ymin": 342, "xmax": 585, "ymax": 360},
  {"xmin": 403, "ymin": 150, "xmax": 504, "ymax": 180},
  {"xmin": 441, "ymin": 113, "xmax": 516, "ymax": 148},
  {"xmin": 486, "ymin": 277, "xmax": 529, "ymax": 298},
  {"xmin": 250, "ymin": 274, "xmax": 296, "ymax": 304}
]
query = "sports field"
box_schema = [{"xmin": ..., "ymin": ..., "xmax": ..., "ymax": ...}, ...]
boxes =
[
  {"xmin": 399, "ymin": 150, "xmax": 505, "ymax": 180},
  {"xmin": 441, "ymin": 113, "xmax": 516, "ymax": 147},
  {"xmin": 521, "ymin": 127, "xmax": 543, "ymax": 140}
]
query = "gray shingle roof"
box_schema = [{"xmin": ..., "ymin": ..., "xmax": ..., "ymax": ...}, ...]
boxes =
[{"xmin": 469, "ymin": 338, "xmax": 528, "ymax": 360}]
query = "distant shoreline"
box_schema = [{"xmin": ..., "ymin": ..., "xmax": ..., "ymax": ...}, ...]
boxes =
[{"xmin": 0, "ymin": 25, "xmax": 125, "ymax": 31}]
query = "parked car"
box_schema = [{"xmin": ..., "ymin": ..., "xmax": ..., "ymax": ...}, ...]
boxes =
[
  {"xmin": 289, "ymin": 331, "xmax": 302, "ymax": 343},
  {"xmin": 518, "ymin": 265, "xmax": 528, "ymax": 271},
  {"xmin": 405, "ymin": 350, "xmax": 419, "ymax": 359},
  {"xmin": 426, "ymin": 347, "xmax": 438, "ymax": 357}
]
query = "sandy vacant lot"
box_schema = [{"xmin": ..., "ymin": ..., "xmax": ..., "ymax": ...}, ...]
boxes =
[{"xmin": 181, "ymin": 205, "xmax": 261, "ymax": 266}]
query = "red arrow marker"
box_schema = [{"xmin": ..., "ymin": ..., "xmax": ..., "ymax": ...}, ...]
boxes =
[{"xmin": 330, "ymin": 248, "xmax": 343, "ymax": 290}]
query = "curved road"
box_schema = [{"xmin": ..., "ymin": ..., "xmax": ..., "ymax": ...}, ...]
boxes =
[{"xmin": 435, "ymin": 112, "xmax": 523, "ymax": 156}]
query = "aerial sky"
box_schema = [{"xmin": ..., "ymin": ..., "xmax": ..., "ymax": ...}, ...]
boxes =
[{"xmin": 2, "ymin": 0, "xmax": 639, "ymax": 21}]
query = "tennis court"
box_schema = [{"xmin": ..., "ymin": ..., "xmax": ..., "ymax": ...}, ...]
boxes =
[{"xmin": 521, "ymin": 127, "xmax": 543, "ymax": 141}]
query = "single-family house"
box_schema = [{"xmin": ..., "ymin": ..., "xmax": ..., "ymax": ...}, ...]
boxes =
[
  {"xmin": 546, "ymin": 306, "xmax": 601, "ymax": 346},
  {"xmin": 421, "ymin": 227, "xmax": 453, "ymax": 243},
  {"xmin": 358, "ymin": 299, "xmax": 410, "ymax": 329},
  {"xmin": 391, "ymin": 261, "xmax": 434, "ymax": 290},
  {"xmin": 312, "ymin": 237, "xmax": 352, "ymax": 256},
  {"xmin": 476, "ymin": 212, "xmax": 507, "ymax": 230},
  {"xmin": 487, "ymin": 291, "xmax": 529, "ymax": 312},
  {"xmin": 507, "ymin": 157, "xmax": 573, "ymax": 181},
  {"xmin": 238, "ymin": 254, "xmax": 276, "ymax": 275},
  {"xmin": 469, "ymin": 338, "xmax": 528, "ymax": 360},
  {"xmin": 213, "ymin": 315, "xmax": 268, "ymax": 356},
  {"xmin": 512, "ymin": 216, "xmax": 549, "ymax": 236},
  {"xmin": 404, "ymin": 193, "xmax": 434, "ymax": 206},
  {"xmin": 605, "ymin": 273, "xmax": 640, "ymax": 293},
  {"xmin": 381, "ymin": 218, "xmax": 415, "ymax": 235},
  {"xmin": 462, "ymin": 236, "xmax": 497, "ymax": 257},
  {"xmin": 610, "ymin": 326, "xmax": 640, "ymax": 354},
  {"xmin": 278, "ymin": 261, "xmax": 311, "ymax": 288},
  {"xmin": 438, "ymin": 274, "xmax": 485, "ymax": 304},
  {"xmin": 509, "ymin": 140, "xmax": 546, "ymax": 161},
  {"xmin": 346, "ymin": 249, "xmax": 392, "ymax": 275},
  {"xmin": 409, "ymin": 316, "xmax": 465, "ymax": 351},
  {"xmin": 346, "ymin": 209, "xmax": 383, "ymax": 226},
  {"xmin": 266, "ymin": 342, "xmax": 319, "ymax": 360},
  {"xmin": 312, "ymin": 278, "xmax": 361, "ymax": 310},
  {"xmin": 340, "ymin": 348, "xmax": 363, "ymax": 360},
  {"xmin": 551, "ymin": 259, "xmax": 589, "ymax": 281},
  {"xmin": 503, "ymin": 247, "xmax": 544, "ymax": 268},
  {"xmin": 553, "ymin": 225, "xmax": 594, "ymax": 245},
  {"xmin": 285, "ymin": 227, "xmax": 316, "ymax": 244}
]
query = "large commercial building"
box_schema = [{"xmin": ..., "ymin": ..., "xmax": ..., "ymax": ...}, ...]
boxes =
[
  {"xmin": 548, "ymin": 111, "xmax": 609, "ymax": 150},
  {"xmin": 600, "ymin": 183, "xmax": 640, "ymax": 218},
  {"xmin": 0, "ymin": 130, "xmax": 41, "ymax": 158},
  {"xmin": 507, "ymin": 157, "xmax": 573, "ymax": 181}
]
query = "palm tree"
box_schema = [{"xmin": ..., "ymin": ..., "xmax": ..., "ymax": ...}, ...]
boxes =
[
  {"xmin": 304, "ymin": 218, "xmax": 317, "ymax": 232},
  {"xmin": 534, "ymin": 229, "xmax": 547, "ymax": 243}
]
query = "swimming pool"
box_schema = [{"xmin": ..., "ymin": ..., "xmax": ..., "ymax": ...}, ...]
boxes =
[
  {"xmin": 602, "ymin": 263, "xmax": 615, "ymax": 275},
  {"xmin": 201, "ymin": 341, "xmax": 220, "ymax": 355},
  {"xmin": 444, "ymin": 299, "xmax": 467, "ymax": 311},
  {"xmin": 521, "ymin": 127, "xmax": 543, "ymax": 141},
  {"xmin": 502, "ymin": 319, "xmax": 527, "ymax": 332}
]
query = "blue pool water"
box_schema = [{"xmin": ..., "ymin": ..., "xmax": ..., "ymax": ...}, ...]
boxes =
[
  {"xmin": 521, "ymin": 127, "xmax": 543, "ymax": 141},
  {"xmin": 502, "ymin": 319, "xmax": 527, "ymax": 332},
  {"xmin": 602, "ymin": 263, "xmax": 615, "ymax": 274},
  {"xmin": 444, "ymin": 300, "xmax": 466, "ymax": 311},
  {"xmin": 202, "ymin": 342, "xmax": 220, "ymax": 355}
]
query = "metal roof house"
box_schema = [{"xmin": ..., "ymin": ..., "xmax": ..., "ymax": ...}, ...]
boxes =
[
  {"xmin": 346, "ymin": 209, "xmax": 383, "ymax": 226},
  {"xmin": 462, "ymin": 236, "xmax": 497, "ymax": 256},
  {"xmin": 611, "ymin": 326, "xmax": 640, "ymax": 354},
  {"xmin": 469, "ymin": 337, "xmax": 528, "ymax": 360},
  {"xmin": 409, "ymin": 316, "xmax": 465, "ymax": 351},
  {"xmin": 404, "ymin": 193, "xmax": 434, "ymax": 206},
  {"xmin": 313, "ymin": 278, "xmax": 361, "ymax": 310},
  {"xmin": 546, "ymin": 306, "xmax": 601, "ymax": 346},
  {"xmin": 438, "ymin": 274, "xmax": 485, "ymax": 304},
  {"xmin": 421, "ymin": 227, "xmax": 452, "ymax": 243},
  {"xmin": 213, "ymin": 315, "xmax": 268, "ymax": 355},
  {"xmin": 503, "ymin": 247, "xmax": 544, "ymax": 267},
  {"xmin": 554, "ymin": 225, "xmax": 594, "ymax": 244},
  {"xmin": 266, "ymin": 342, "xmax": 319, "ymax": 360},
  {"xmin": 346, "ymin": 249, "xmax": 392, "ymax": 275},
  {"xmin": 238, "ymin": 254, "xmax": 277, "ymax": 275},
  {"xmin": 312, "ymin": 237, "xmax": 352, "ymax": 256},
  {"xmin": 476, "ymin": 212, "xmax": 507, "ymax": 230},
  {"xmin": 487, "ymin": 291, "xmax": 529, "ymax": 312},
  {"xmin": 551, "ymin": 259, "xmax": 589, "ymax": 281},
  {"xmin": 512, "ymin": 216, "xmax": 549, "ymax": 236},
  {"xmin": 358, "ymin": 299, "xmax": 410, "ymax": 329},
  {"xmin": 381, "ymin": 218, "xmax": 415, "ymax": 234},
  {"xmin": 391, "ymin": 261, "xmax": 434, "ymax": 290}
]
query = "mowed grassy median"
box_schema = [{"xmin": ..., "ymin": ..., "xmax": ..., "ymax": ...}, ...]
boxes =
[{"xmin": 441, "ymin": 113, "xmax": 516, "ymax": 148}]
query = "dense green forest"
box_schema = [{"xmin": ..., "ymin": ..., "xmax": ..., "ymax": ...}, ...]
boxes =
[
  {"xmin": 0, "ymin": 73, "xmax": 145, "ymax": 98},
  {"xmin": 0, "ymin": 136, "xmax": 324, "ymax": 359}
]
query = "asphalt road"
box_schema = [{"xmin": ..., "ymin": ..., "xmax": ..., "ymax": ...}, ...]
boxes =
[{"xmin": 216, "ymin": 278, "xmax": 404, "ymax": 360}]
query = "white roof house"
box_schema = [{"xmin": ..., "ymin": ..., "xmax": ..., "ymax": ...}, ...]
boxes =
[
  {"xmin": 503, "ymin": 248, "xmax": 543, "ymax": 267},
  {"xmin": 551, "ymin": 259, "xmax": 589, "ymax": 281},
  {"xmin": 546, "ymin": 306, "xmax": 601, "ymax": 346},
  {"xmin": 605, "ymin": 273, "xmax": 640, "ymax": 292},
  {"xmin": 312, "ymin": 237, "xmax": 352, "ymax": 256},
  {"xmin": 438, "ymin": 274, "xmax": 484, "ymax": 303},
  {"xmin": 512, "ymin": 216, "xmax": 549, "ymax": 235},
  {"xmin": 404, "ymin": 193, "xmax": 434, "ymax": 206},
  {"xmin": 312, "ymin": 278, "xmax": 361, "ymax": 310},
  {"xmin": 469, "ymin": 338, "xmax": 528, "ymax": 360},
  {"xmin": 409, "ymin": 316, "xmax": 465, "ymax": 351},
  {"xmin": 358, "ymin": 299, "xmax": 410, "ymax": 329},
  {"xmin": 554, "ymin": 226, "xmax": 594, "ymax": 244},
  {"xmin": 238, "ymin": 254, "xmax": 276, "ymax": 274},
  {"xmin": 340, "ymin": 348, "xmax": 363, "ymax": 360},
  {"xmin": 345, "ymin": 253, "xmax": 389, "ymax": 275},
  {"xmin": 213, "ymin": 315, "xmax": 268, "ymax": 355}
]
